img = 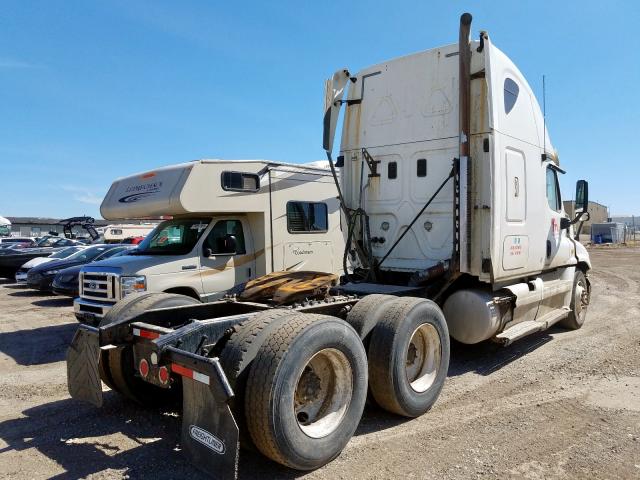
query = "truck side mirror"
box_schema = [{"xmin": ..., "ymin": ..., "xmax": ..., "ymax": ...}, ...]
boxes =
[
  {"xmin": 323, "ymin": 69, "xmax": 350, "ymax": 153},
  {"xmin": 575, "ymin": 180, "xmax": 589, "ymax": 212}
]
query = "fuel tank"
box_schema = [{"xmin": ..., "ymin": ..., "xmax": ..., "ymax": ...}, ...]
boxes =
[{"xmin": 443, "ymin": 289, "xmax": 504, "ymax": 344}]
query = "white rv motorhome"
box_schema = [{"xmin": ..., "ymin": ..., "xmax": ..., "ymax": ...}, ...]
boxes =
[{"xmin": 73, "ymin": 160, "xmax": 343, "ymax": 322}]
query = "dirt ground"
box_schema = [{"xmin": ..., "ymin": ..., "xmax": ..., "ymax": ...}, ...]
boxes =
[{"xmin": 0, "ymin": 248, "xmax": 639, "ymax": 479}]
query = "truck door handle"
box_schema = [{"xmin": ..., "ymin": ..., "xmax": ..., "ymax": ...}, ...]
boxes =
[
  {"xmin": 182, "ymin": 265, "xmax": 197, "ymax": 270},
  {"xmin": 514, "ymin": 177, "xmax": 519, "ymax": 197}
]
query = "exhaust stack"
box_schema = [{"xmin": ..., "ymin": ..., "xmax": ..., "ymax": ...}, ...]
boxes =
[{"xmin": 454, "ymin": 12, "xmax": 473, "ymax": 274}]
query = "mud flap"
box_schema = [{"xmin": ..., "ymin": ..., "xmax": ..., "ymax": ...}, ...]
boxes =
[
  {"xmin": 181, "ymin": 378, "xmax": 240, "ymax": 480},
  {"xmin": 67, "ymin": 325, "xmax": 103, "ymax": 407}
]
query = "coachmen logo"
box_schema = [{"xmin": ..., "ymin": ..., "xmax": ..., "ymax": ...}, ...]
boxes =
[
  {"xmin": 189, "ymin": 425, "xmax": 225, "ymax": 454},
  {"xmin": 118, "ymin": 181, "xmax": 164, "ymax": 204}
]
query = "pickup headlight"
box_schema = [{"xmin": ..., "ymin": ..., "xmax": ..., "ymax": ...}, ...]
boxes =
[{"xmin": 120, "ymin": 275, "xmax": 147, "ymax": 298}]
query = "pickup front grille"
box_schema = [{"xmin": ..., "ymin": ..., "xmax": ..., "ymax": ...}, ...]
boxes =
[{"xmin": 80, "ymin": 272, "xmax": 118, "ymax": 301}]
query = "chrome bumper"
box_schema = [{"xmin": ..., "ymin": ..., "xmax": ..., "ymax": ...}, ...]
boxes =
[
  {"xmin": 73, "ymin": 297, "xmax": 116, "ymax": 323},
  {"xmin": 14, "ymin": 272, "xmax": 27, "ymax": 282}
]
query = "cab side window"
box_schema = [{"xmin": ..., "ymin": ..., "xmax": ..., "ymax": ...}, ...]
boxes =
[
  {"xmin": 546, "ymin": 167, "xmax": 561, "ymax": 211},
  {"xmin": 205, "ymin": 220, "xmax": 246, "ymax": 255}
]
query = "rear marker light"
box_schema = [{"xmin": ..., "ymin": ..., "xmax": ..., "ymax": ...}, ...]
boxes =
[
  {"xmin": 158, "ymin": 366, "xmax": 170, "ymax": 384},
  {"xmin": 132, "ymin": 328, "xmax": 160, "ymax": 340},
  {"xmin": 139, "ymin": 358, "xmax": 149, "ymax": 378}
]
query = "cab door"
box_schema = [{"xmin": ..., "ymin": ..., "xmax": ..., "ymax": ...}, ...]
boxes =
[
  {"xmin": 544, "ymin": 164, "xmax": 573, "ymax": 269},
  {"xmin": 199, "ymin": 217, "xmax": 255, "ymax": 301}
]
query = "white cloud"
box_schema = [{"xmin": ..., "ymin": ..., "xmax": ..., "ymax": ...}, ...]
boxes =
[
  {"xmin": 0, "ymin": 58, "xmax": 43, "ymax": 69},
  {"xmin": 62, "ymin": 186, "xmax": 104, "ymax": 206}
]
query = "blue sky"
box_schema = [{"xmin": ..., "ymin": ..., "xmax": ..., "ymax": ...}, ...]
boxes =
[{"xmin": 1, "ymin": 0, "xmax": 638, "ymax": 218}]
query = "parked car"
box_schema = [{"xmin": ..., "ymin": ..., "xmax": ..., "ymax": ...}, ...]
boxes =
[
  {"xmin": 14, "ymin": 246, "xmax": 87, "ymax": 283},
  {"xmin": 52, "ymin": 247, "xmax": 134, "ymax": 297},
  {"xmin": 0, "ymin": 242, "xmax": 32, "ymax": 251},
  {"xmin": 0, "ymin": 237, "xmax": 35, "ymax": 246},
  {"xmin": 26, "ymin": 244, "xmax": 131, "ymax": 292},
  {"xmin": 0, "ymin": 236, "xmax": 82, "ymax": 279}
]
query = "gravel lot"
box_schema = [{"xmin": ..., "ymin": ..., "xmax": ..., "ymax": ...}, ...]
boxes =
[{"xmin": 0, "ymin": 247, "xmax": 639, "ymax": 479}]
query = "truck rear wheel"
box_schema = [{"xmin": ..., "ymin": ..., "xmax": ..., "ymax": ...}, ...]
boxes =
[
  {"xmin": 559, "ymin": 270, "xmax": 589, "ymax": 330},
  {"xmin": 368, "ymin": 297, "xmax": 449, "ymax": 417},
  {"xmin": 245, "ymin": 313, "xmax": 368, "ymax": 470},
  {"xmin": 345, "ymin": 293, "xmax": 396, "ymax": 343},
  {"xmin": 218, "ymin": 308, "xmax": 297, "ymax": 448},
  {"xmin": 100, "ymin": 293, "xmax": 200, "ymax": 405}
]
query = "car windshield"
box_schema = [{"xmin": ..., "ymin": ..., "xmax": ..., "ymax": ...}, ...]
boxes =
[
  {"xmin": 50, "ymin": 246, "xmax": 84, "ymax": 259},
  {"xmin": 134, "ymin": 219, "xmax": 210, "ymax": 255},
  {"xmin": 110, "ymin": 248, "xmax": 134, "ymax": 258},
  {"xmin": 93, "ymin": 246, "xmax": 131, "ymax": 261},
  {"xmin": 36, "ymin": 236, "xmax": 60, "ymax": 247},
  {"xmin": 64, "ymin": 245, "xmax": 112, "ymax": 263}
]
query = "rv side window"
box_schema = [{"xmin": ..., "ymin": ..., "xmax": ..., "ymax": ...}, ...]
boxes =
[
  {"xmin": 504, "ymin": 78, "xmax": 519, "ymax": 114},
  {"xmin": 287, "ymin": 202, "xmax": 328, "ymax": 233},
  {"xmin": 546, "ymin": 167, "xmax": 561, "ymax": 211},
  {"xmin": 205, "ymin": 220, "xmax": 246, "ymax": 254},
  {"xmin": 221, "ymin": 171, "xmax": 260, "ymax": 192}
]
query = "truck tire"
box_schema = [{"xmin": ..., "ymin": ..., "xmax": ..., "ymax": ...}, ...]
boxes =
[
  {"xmin": 100, "ymin": 293, "xmax": 200, "ymax": 405},
  {"xmin": 559, "ymin": 270, "xmax": 589, "ymax": 330},
  {"xmin": 245, "ymin": 313, "xmax": 368, "ymax": 470},
  {"xmin": 368, "ymin": 297, "xmax": 450, "ymax": 417},
  {"xmin": 218, "ymin": 308, "xmax": 297, "ymax": 448},
  {"xmin": 345, "ymin": 293, "xmax": 396, "ymax": 343}
]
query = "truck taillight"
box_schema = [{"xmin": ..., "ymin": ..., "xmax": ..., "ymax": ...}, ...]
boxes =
[
  {"xmin": 139, "ymin": 359, "xmax": 149, "ymax": 378},
  {"xmin": 158, "ymin": 366, "xmax": 169, "ymax": 384}
]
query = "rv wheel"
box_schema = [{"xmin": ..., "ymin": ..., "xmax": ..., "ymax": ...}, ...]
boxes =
[
  {"xmin": 245, "ymin": 313, "xmax": 367, "ymax": 470},
  {"xmin": 100, "ymin": 293, "xmax": 200, "ymax": 405},
  {"xmin": 368, "ymin": 297, "xmax": 450, "ymax": 417}
]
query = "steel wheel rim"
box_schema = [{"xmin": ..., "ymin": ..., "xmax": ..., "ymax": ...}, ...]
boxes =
[
  {"xmin": 575, "ymin": 278, "xmax": 588, "ymax": 318},
  {"xmin": 294, "ymin": 348, "xmax": 353, "ymax": 439},
  {"xmin": 405, "ymin": 323, "xmax": 441, "ymax": 393}
]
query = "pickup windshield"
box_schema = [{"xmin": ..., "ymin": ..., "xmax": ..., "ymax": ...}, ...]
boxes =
[{"xmin": 133, "ymin": 218, "xmax": 210, "ymax": 255}]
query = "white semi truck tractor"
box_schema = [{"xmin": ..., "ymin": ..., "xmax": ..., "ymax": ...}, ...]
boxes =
[{"xmin": 67, "ymin": 13, "xmax": 591, "ymax": 479}]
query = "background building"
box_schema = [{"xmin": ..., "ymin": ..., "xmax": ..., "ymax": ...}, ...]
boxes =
[
  {"xmin": 6, "ymin": 217, "xmax": 152, "ymax": 238},
  {"xmin": 563, "ymin": 201, "xmax": 608, "ymax": 235}
]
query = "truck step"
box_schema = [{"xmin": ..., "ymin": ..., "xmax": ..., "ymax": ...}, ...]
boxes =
[{"xmin": 495, "ymin": 307, "xmax": 570, "ymax": 346}]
